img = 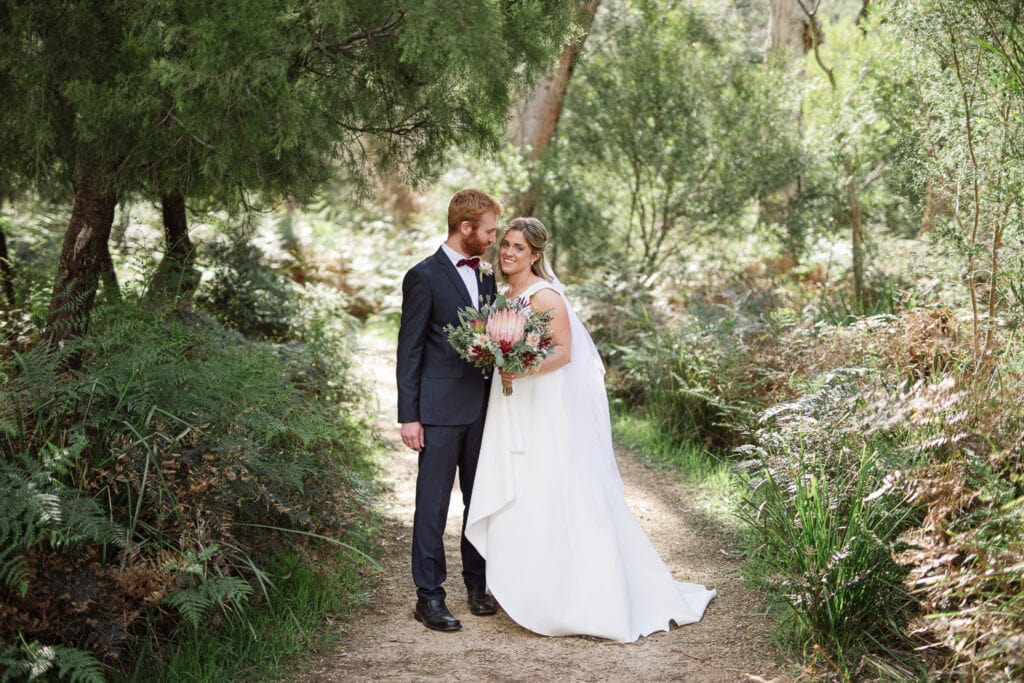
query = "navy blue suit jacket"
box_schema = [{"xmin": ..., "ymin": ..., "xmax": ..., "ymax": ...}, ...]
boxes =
[{"xmin": 397, "ymin": 247, "xmax": 496, "ymax": 426}]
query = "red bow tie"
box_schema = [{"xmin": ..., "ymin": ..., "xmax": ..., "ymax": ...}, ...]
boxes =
[{"xmin": 457, "ymin": 257, "xmax": 480, "ymax": 270}]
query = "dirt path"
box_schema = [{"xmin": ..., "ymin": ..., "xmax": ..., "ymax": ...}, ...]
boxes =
[{"xmin": 303, "ymin": 330, "xmax": 782, "ymax": 682}]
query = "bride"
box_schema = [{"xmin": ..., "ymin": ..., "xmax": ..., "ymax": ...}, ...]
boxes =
[{"xmin": 465, "ymin": 217, "xmax": 716, "ymax": 643}]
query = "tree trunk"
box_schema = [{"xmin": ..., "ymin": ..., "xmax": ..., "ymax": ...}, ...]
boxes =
[
  {"xmin": 985, "ymin": 208, "xmax": 1006, "ymax": 355},
  {"xmin": 761, "ymin": 0, "xmax": 818, "ymax": 260},
  {"xmin": 148, "ymin": 192, "xmax": 199, "ymax": 298},
  {"xmin": 798, "ymin": 0, "xmax": 873, "ymax": 311},
  {"xmin": 509, "ymin": 0, "xmax": 600, "ymax": 216},
  {"xmin": 46, "ymin": 172, "xmax": 117, "ymax": 351},
  {"xmin": 856, "ymin": 0, "xmax": 872, "ymax": 30},
  {"xmin": 768, "ymin": 0, "xmax": 816, "ymax": 58},
  {"xmin": 98, "ymin": 238, "xmax": 121, "ymax": 304},
  {"xmin": 0, "ymin": 226, "xmax": 14, "ymax": 309},
  {"xmin": 277, "ymin": 198, "xmax": 307, "ymax": 284},
  {"xmin": 847, "ymin": 161, "xmax": 865, "ymax": 312}
]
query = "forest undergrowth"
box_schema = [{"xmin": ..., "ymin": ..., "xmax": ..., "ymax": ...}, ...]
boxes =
[
  {"xmin": 4, "ymin": 195, "xmax": 1023, "ymax": 682},
  {"xmin": 581, "ymin": 256, "xmax": 1024, "ymax": 681},
  {"xmin": 0, "ymin": 207, "xmax": 385, "ymax": 682}
]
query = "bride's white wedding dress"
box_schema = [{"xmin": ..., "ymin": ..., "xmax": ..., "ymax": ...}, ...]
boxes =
[{"xmin": 465, "ymin": 280, "xmax": 716, "ymax": 643}]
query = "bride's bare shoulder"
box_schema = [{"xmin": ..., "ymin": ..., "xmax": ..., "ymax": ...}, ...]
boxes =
[{"xmin": 529, "ymin": 285, "xmax": 565, "ymax": 313}]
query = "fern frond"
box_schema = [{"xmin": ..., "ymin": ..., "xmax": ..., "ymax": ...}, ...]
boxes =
[
  {"xmin": 162, "ymin": 543, "xmax": 255, "ymax": 627},
  {"xmin": 163, "ymin": 575, "xmax": 254, "ymax": 629},
  {"xmin": 51, "ymin": 494, "xmax": 127, "ymax": 550},
  {"xmin": 0, "ymin": 447, "xmax": 126, "ymax": 590},
  {"xmin": 162, "ymin": 587, "xmax": 211, "ymax": 629},
  {"xmin": 0, "ymin": 543, "xmax": 29, "ymax": 596},
  {"xmin": 0, "ymin": 638, "xmax": 105, "ymax": 683}
]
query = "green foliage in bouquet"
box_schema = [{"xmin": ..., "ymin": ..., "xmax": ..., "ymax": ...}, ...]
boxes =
[{"xmin": 444, "ymin": 295, "xmax": 554, "ymax": 378}]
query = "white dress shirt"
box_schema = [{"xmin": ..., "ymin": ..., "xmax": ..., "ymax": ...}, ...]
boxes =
[{"xmin": 441, "ymin": 241, "xmax": 481, "ymax": 309}]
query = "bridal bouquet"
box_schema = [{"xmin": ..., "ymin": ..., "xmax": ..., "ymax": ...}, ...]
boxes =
[{"xmin": 445, "ymin": 296, "xmax": 554, "ymax": 396}]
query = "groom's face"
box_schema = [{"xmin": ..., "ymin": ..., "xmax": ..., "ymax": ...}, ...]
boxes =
[{"xmin": 463, "ymin": 211, "xmax": 498, "ymax": 257}]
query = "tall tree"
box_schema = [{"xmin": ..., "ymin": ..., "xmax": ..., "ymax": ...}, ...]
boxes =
[
  {"xmin": 761, "ymin": 0, "xmax": 818, "ymax": 259},
  {"xmin": 550, "ymin": 0, "xmax": 802, "ymax": 273},
  {"xmin": 0, "ymin": 0, "xmax": 577, "ymax": 349},
  {"xmin": 147, "ymin": 193, "xmax": 199, "ymax": 299},
  {"xmin": 893, "ymin": 0, "xmax": 1024, "ymax": 356},
  {"xmin": 799, "ymin": 0, "xmax": 871, "ymax": 309},
  {"xmin": 796, "ymin": 2, "xmax": 926, "ymax": 314},
  {"xmin": 509, "ymin": 0, "xmax": 600, "ymax": 216},
  {"xmin": 0, "ymin": 224, "xmax": 13, "ymax": 309}
]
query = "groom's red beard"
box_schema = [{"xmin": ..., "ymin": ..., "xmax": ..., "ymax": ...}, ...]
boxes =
[{"xmin": 464, "ymin": 229, "xmax": 489, "ymax": 257}]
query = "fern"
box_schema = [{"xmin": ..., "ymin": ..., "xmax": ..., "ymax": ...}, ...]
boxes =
[
  {"xmin": 0, "ymin": 455, "xmax": 58, "ymax": 593},
  {"xmin": 0, "ymin": 637, "xmax": 105, "ymax": 683},
  {"xmin": 0, "ymin": 544, "xmax": 29, "ymax": 597},
  {"xmin": 163, "ymin": 576, "xmax": 255, "ymax": 629},
  {"xmin": 4, "ymin": 290, "xmax": 378, "ymax": 673},
  {"xmin": 50, "ymin": 495, "xmax": 126, "ymax": 549},
  {"xmin": 163, "ymin": 545, "xmax": 255, "ymax": 628},
  {"xmin": 0, "ymin": 443, "xmax": 126, "ymax": 592}
]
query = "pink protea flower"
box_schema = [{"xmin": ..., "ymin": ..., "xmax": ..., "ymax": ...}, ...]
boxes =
[{"xmin": 486, "ymin": 308, "xmax": 527, "ymax": 351}]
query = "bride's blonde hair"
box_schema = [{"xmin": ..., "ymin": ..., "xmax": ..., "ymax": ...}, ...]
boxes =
[{"xmin": 496, "ymin": 217, "xmax": 554, "ymax": 284}]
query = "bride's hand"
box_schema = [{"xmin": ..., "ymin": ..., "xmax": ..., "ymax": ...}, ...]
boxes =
[{"xmin": 499, "ymin": 369, "xmax": 523, "ymax": 382}]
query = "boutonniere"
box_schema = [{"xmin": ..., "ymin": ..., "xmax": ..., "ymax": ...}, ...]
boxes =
[{"xmin": 478, "ymin": 260, "xmax": 494, "ymax": 280}]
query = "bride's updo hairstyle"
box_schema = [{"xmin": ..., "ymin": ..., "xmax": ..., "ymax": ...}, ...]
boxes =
[{"xmin": 498, "ymin": 217, "xmax": 554, "ymax": 284}]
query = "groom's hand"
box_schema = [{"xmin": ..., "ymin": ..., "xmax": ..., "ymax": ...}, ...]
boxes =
[{"xmin": 401, "ymin": 421, "xmax": 425, "ymax": 452}]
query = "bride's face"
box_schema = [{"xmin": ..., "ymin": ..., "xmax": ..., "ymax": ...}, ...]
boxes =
[{"xmin": 499, "ymin": 229, "xmax": 536, "ymax": 277}]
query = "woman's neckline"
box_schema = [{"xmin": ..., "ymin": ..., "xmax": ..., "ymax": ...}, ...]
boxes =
[{"xmin": 506, "ymin": 277, "xmax": 544, "ymax": 300}]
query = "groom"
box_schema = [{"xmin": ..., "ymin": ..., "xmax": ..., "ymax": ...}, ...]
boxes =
[{"xmin": 397, "ymin": 188, "xmax": 501, "ymax": 631}]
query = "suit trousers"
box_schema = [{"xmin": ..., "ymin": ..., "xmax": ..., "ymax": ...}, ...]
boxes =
[{"xmin": 412, "ymin": 414, "xmax": 487, "ymax": 601}]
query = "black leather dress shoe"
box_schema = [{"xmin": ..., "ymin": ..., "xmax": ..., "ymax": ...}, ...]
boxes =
[
  {"xmin": 414, "ymin": 598, "xmax": 462, "ymax": 631},
  {"xmin": 467, "ymin": 585, "xmax": 497, "ymax": 616}
]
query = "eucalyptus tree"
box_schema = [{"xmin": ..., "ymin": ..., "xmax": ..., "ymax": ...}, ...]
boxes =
[
  {"xmin": 761, "ymin": 0, "xmax": 818, "ymax": 257},
  {"xmin": 0, "ymin": 0, "xmax": 576, "ymax": 347},
  {"xmin": 509, "ymin": 0, "xmax": 600, "ymax": 217},
  {"xmin": 552, "ymin": 0, "xmax": 802, "ymax": 273},
  {"xmin": 889, "ymin": 0, "xmax": 1024, "ymax": 355},
  {"xmin": 0, "ymin": 227, "xmax": 12, "ymax": 309}
]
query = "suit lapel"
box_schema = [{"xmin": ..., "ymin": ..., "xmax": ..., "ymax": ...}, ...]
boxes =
[{"xmin": 434, "ymin": 248, "xmax": 473, "ymax": 308}]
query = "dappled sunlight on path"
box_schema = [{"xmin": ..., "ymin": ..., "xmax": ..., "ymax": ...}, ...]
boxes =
[{"xmin": 300, "ymin": 327, "xmax": 783, "ymax": 682}]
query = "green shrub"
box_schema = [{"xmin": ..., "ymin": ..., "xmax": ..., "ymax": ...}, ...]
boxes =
[
  {"xmin": 638, "ymin": 331, "xmax": 755, "ymax": 450},
  {"xmin": 739, "ymin": 370, "xmax": 928, "ymax": 679},
  {"xmin": 742, "ymin": 444, "xmax": 921, "ymax": 679},
  {"xmin": 0, "ymin": 294, "xmax": 379, "ymax": 676},
  {"xmin": 196, "ymin": 236, "xmax": 303, "ymax": 341},
  {"xmin": 578, "ymin": 266, "xmax": 757, "ymax": 449}
]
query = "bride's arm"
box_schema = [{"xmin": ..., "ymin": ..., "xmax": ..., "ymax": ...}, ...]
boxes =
[{"xmin": 501, "ymin": 288, "xmax": 571, "ymax": 381}]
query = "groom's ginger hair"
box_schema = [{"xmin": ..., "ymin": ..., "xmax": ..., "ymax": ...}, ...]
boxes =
[{"xmin": 448, "ymin": 189, "xmax": 503, "ymax": 234}]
